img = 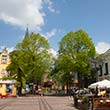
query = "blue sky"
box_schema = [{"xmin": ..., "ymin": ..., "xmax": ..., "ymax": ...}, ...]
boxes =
[{"xmin": 0, "ymin": 0, "xmax": 110, "ymax": 55}]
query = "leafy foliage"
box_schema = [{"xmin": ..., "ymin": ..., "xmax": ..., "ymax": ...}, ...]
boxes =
[
  {"xmin": 59, "ymin": 29, "xmax": 96, "ymax": 75},
  {"xmin": 51, "ymin": 29, "xmax": 96, "ymax": 86},
  {"xmin": 7, "ymin": 33, "xmax": 52, "ymax": 94}
]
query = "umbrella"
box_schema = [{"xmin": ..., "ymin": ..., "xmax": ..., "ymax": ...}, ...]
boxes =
[
  {"xmin": 88, "ymin": 79, "xmax": 110, "ymax": 88},
  {"xmin": 0, "ymin": 80, "xmax": 16, "ymax": 84}
]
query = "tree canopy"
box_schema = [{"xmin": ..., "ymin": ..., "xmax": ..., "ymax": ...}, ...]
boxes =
[
  {"xmin": 16, "ymin": 33, "xmax": 51, "ymax": 83},
  {"xmin": 51, "ymin": 29, "xmax": 96, "ymax": 87},
  {"xmin": 59, "ymin": 29, "xmax": 96, "ymax": 74},
  {"xmin": 7, "ymin": 33, "xmax": 52, "ymax": 95}
]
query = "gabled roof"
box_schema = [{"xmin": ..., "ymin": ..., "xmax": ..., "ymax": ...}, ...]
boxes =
[
  {"xmin": 104, "ymin": 48, "xmax": 110, "ymax": 56},
  {"xmin": 100, "ymin": 48, "xmax": 110, "ymax": 60}
]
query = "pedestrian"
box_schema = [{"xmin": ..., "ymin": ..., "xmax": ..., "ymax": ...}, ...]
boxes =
[
  {"xmin": 68, "ymin": 87, "xmax": 73, "ymax": 100},
  {"xmin": 95, "ymin": 85, "xmax": 98, "ymax": 97},
  {"xmin": 73, "ymin": 88, "xmax": 79, "ymax": 107}
]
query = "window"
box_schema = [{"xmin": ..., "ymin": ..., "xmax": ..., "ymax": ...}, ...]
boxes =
[
  {"xmin": 105, "ymin": 63, "xmax": 108, "ymax": 75},
  {"xmin": 99, "ymin": 65, "xmax": 102, "ymax": 76},
  {"xmin": 1, "ymin": 55, "xmax": 7, "ymax": 64}
]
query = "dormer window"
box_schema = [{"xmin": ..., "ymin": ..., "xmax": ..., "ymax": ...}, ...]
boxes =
[{"xmin": 1, "ymin": 55, "xmax": 7, "ymax": 64}]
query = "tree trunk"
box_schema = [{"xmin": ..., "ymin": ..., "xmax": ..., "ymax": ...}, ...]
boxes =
[{"xmin": 18, "ymin": 87, "xmax": 22, "ymax": 96}]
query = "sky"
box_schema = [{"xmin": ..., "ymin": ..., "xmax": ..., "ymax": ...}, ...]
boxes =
[{"xmin": 0, "ymin": 0, "xmax": 110, "ymax": 55}]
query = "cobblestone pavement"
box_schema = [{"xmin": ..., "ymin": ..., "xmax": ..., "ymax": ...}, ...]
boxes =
[{"xmin": 0, "ymin": 95, "xmax": 78, "ymax": 110}]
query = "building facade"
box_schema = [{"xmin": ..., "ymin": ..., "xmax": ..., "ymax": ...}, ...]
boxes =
[
  {"xmin": 98, "ymin": 49, "xmax": 110, "ymax": 81},
  {"xmin": 0, "ymin": 48, "xmax": 10, "ymax": 79}
]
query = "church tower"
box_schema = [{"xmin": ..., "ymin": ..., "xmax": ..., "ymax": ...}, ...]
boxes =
[{"xmin": 25, "ymin": 25, "xmax": 29, "ymax": 38}]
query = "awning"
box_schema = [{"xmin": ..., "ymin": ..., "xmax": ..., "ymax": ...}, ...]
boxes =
[
  {"xmin": 88, "ymin": 79, "xmax": 110, "ymax": 88},
  {"xmin": 0, "ymin": 80, "xmax": 16, "ymax": 84}
]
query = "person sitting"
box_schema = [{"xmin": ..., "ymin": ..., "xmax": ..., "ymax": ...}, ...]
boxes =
[{"xmin": 98, "ymin": 90, "xmax": 106, "ymax": 97}]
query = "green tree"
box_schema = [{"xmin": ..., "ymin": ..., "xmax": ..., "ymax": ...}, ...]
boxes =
[
  {"xmin": 54, "ymin": 29, "xmax": 96, "ymax": 88},
  {"xmin": 51, "ymin": 53, "xmax": 74, "ymax": 92},
  {"xmin": 7, "ymin": 33, "xmax": 52, "ymax": 95},
  {"xmin": 7, "ymin": 50, "xmax": 26, "ymax": 95}
]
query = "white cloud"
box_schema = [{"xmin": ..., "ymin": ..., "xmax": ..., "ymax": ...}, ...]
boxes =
[
  {"xmin": 45, "ymin": 29, "xmax": 57, "ymax": 39},
  {"xmin": 0, "ymin": 0, "xmax": 59, "ymax": 30},
  {"xmin": 44, "ymin": 0, "xmax": 60, "ymax": 13},
  {"xmin": 48, "ymin": 48, "xmax": 58, "ymax": 58},
  {"xmin": 95, "ymin": 42, "xmax": 110, "ymax": 54},
  {"xmin": 0, "ymin": 0, "xmax": 45, "ymax": 30},
  {"xmin": 0, "ymin": 46, "xmax": 15, "ymax": 53},
  {"xmin": 41, "ymin": 28, "xmax": 59, "ymax": 39},
  {"xmin": 7, "ymin": 47, "xmax": 15, "ymax": 53}
]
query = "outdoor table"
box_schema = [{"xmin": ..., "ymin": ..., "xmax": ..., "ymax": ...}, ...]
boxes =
[{"xmin": 92, "ymin": 97, "xmax": 110, "ymax": 110}]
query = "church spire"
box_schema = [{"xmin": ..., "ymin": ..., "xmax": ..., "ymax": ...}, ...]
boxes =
[{"xmin": 25, "ymin": 25, "xmax": 29, "ymax": 38}]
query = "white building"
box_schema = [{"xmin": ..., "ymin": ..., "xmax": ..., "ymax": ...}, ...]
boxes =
[{"xmin": 98, "ymin": 49, "xmax": 110, "ymax": 81}]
